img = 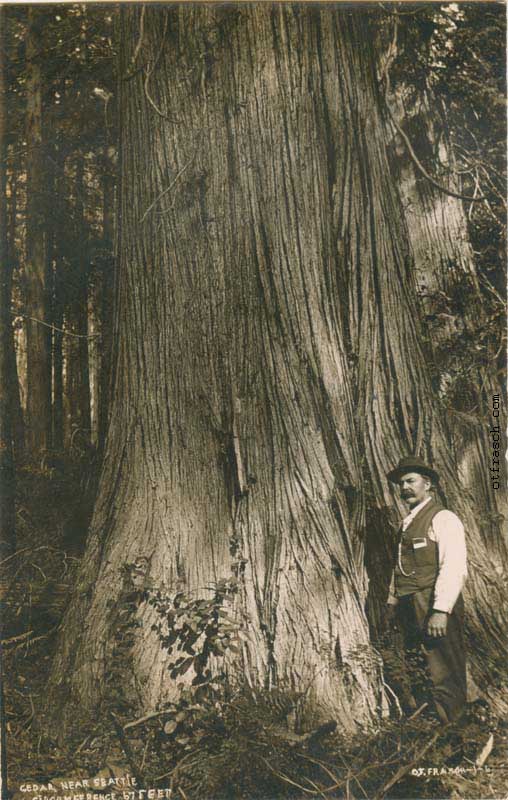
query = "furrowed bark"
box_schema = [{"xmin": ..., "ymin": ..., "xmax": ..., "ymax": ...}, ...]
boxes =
[
  {"xmin": 0, "ymin": 5, "xmax": 16, "ymax": 560},
  {"xmin": 47, "ymin": 5, "xmax": 507, "ymax": 732},
  {"xmin": 49, "ymin": 6, "xmax": 390, "ymax": 733},
  {"xmin": 389, "ymin": 90, "xmax": 507, "ymax": 533}
]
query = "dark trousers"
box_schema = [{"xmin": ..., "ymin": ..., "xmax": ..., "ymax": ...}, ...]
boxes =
[{"xmin": 391, "ymin": 588, "xmax": 467, "ymax": 723}]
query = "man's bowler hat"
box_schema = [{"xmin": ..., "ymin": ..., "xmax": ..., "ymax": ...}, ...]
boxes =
[{"xmin": 387, "ymin": 455, "xmax": 440, "ymax": 485}]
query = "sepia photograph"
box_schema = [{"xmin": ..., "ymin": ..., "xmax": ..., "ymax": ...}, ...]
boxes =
[{"xmin": 0, "ymin": 2, "xmax": 506, "ymax": 799}]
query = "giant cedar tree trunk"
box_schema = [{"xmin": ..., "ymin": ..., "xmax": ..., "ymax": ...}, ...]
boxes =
[
  {"xmin": 25, "ymin": 6, "xmax": 51, "ymax": 455},
  {"xmin": 48, "ymin": 5, "xmax": 508, "ymax": 731},
  {"xmin": 0, "ymin": 5, "xmax": 16, "ymax": 560}
]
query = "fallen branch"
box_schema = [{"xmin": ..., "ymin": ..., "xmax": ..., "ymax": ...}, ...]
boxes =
[
  {"xmin": 408, "ymin": 702, "xmax": 428, "ymax": 721},
  {"xmin": 154, "ymin": 751, "xmax": 197, "ymax": 782},
  {"xmin": 2, "ymin": 630, "xmax": 34, "ymax": 646},
  {"xmin": 124, "ymin": 708, "xmax": 172, "ymax": 731},
  {"xmin": 382, "ymin": 680, "xmax": 403, "ymax": 718},
  {"xmin": 14, "ymin": 626, "xmax": 59, "ymax": 650},
  {"xmin": 0, "ymin": 544, "xmax": 55, "ymax": 567},
  {"xmin": 140, "ymin": 154, "xmax": 196, "ymax": 224},
  {"xmin": 11, "ymin": 311, "xmax": 100, "ymax": 339},
  {"xmin": 475, "ymin": 733, "xmax": 494, "ymax": 768},
  {"xmin": 373, "ymin": 724, "xmax": 448, "ymax": 800},
  {"xmin": 306, "ymin": 750, "xmax": 369, "ymax": 800},
  {"xmin": 109, "ymin": 712, "xmax": 146, "ymax": 790},
  {"xmin": 301, "ymin": 774, "xmax": 329, "ymax": 800}
]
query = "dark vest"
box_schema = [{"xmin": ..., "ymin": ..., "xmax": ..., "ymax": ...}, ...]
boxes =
[{"xmin": 394, "ymin": 498, "xmax": 444, "ymax": 597}]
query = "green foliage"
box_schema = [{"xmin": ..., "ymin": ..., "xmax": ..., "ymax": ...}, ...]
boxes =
[{"xmin": 147, "ymin": 577, "xmax": 241, "ymax": 690}]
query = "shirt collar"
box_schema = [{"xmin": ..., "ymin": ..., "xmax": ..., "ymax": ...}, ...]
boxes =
[{"xmin": 402, "ymin": 496, "xmax": 432, "ymax": 531}]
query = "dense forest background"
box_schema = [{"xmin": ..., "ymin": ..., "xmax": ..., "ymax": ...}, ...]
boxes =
[{"xmin": 0, "ymin": 3, "xmax": 506, "ymax": 799}]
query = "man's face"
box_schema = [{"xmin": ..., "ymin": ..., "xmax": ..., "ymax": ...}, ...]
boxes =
[{"xmin": 398, "ymin": 472, "xmax": 431, "ymax": 508}]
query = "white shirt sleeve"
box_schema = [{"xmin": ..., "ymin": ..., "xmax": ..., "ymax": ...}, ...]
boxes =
[{"xmin": 428, "ymin": 510, "xmax": 467, "ymax": 613}]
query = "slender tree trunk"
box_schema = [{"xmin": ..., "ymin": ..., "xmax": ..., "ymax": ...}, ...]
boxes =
[
  {"xmin": 52, "ymin": 258, "xmax": 64, "ymax": 452},
  {"xmin": 44, "ymin": 144, "xmax": 56, "ymax": 454},
  {"xmin": 63, "ymin": 156, "xmax": 91, "ymax": 450},
  {"xmin": 7, "ymin": 152, "xmax": 24, "ymax": 460},
  {"xmin": 88, "ymin": 279, "xmax": 99, "ymax": 448},
  {"xmin": 0, "ymin": 5, "xmax": 16, "ymax": 559},
  {"xmin": 97, "ymin": 156, "xmax": 115, "ymax": 456},
  {"xmin": 25, "ymin": 6, "xmax": 51, "ymax": 456},
  {"xmin": 14, "ymin": 326, "xmax": 27, "ymax": 414},
  {"xmin": 48, "ymin": 5, "xmax": 508, "ymax": 733},
  {"xmin": 51, "ymin": 145, "xmax": 66, "ymax": 453}
]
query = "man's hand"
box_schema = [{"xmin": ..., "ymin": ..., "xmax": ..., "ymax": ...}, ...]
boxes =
[{"xmin": 427, "ymin": 611, "xmax": 448, "ymax": 638}]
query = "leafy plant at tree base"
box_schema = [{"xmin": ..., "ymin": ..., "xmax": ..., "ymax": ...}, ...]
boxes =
[{"xmin": 147, "ymin": 577, "xmax": 241, "ymax": 689}]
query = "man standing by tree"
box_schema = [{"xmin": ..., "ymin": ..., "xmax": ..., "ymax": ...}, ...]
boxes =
[{"xmin": 386, "ymin": 456, "xmax": 468, "ymax": 724}]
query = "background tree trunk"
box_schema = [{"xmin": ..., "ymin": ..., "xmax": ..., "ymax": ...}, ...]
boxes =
[
  {"xmin": 48, "ymin": 5, "xmax": 508, "ymax": 733},
  {"xmin": 63, "ymin": 156, "xmax": 91, "ymax": 450},
  {"xmin": 25, "ymin": 6, "xmax": 51, "ymax": 457},
  {"xmin": 51, "ymin": 214, "xmax": 64, "ymax": 454},
  {"xmin": 7, "ymin": 152, "xmax": 24, "ymax": 461},
  {"xmin": 389, "ymin": 91, "xmax": 507, "ymax": 531},
  {"xmin": 97, "ymin": 147, "xmax": 116, "ymax": 455}
]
